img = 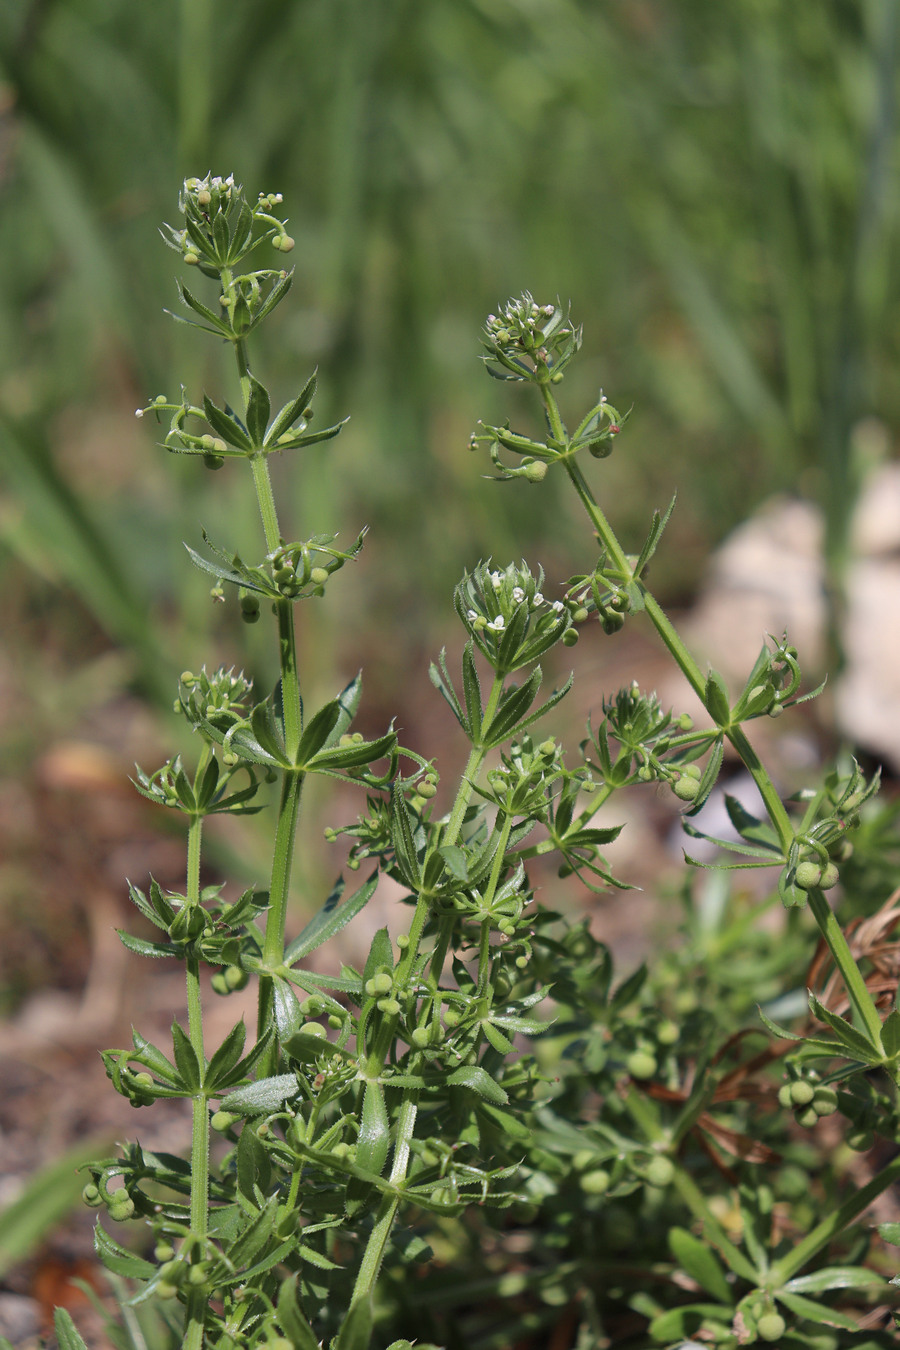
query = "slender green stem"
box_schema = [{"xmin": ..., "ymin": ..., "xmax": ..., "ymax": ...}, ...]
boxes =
[
  {"xmin": 349, "ymin": 1092, "xmax": 419, "ymax": 1307},
  {"xmin": 184, "ymin": 796, "xmax": 209, "ymax": 1350},
  {"xmin": 257, "ymin": 769, "xmax": 305, "ymax": 1059},
  {"xmin": 769, "ymin": 1153, "xmax": 900, "ymax": 1286},
  {"xmin": 806, "ymin": 886, "xmax": 884, "ymax": 1047},
  {"xmin": 562, "ymin": 449, "xmax": 796, "ymax": 853},
  {"xmin": 250, "ymin": 451, "xmax": 283, "ymax": 557}
]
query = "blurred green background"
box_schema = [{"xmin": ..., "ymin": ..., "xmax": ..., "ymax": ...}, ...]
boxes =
[{"xmin": 1, "ymin": 0, "xmax": 899, "ymax": 1002}]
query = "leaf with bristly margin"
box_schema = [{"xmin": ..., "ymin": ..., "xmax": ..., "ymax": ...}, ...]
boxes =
[
  {"xmin": 204, "ymin": 1020, "xmax": 247, "ymax": 1091},
  {"xmin": 669, "ymin": 1227, "xmax": 732, "ymax": 1303},
  {"xmin": 131, "ymin": 1030, "xmax": 179, "ymax": 1084},
  {"xmin": 53, "ymin": 1310, "xmax": 90, "ymax": 1350},
  {"xmin": 362, "ymin": 928, "xmax": 394, "ymax": 991},
  {"xmin": 202, "ymin": 395, "xmax": 252, "ymax": 450},
  {"xmin": 633, "ymin": 494, "xmax": 676, "ymax": 578},
  {"xmin": 93, "ymin": 1223, "xmax": 156, "ymax": 1280},
  {"xmin": 462, "ymin": 641, "xmax": 483, "ymax": 742},
  {"xmin": 808, "ymin": 993, "xmax": 883, "ymax": 1064},
  {"xmin": 265, "ymin": 371, "xmax": 318, "ymax": 447},
  {"xmin": 273, "ymin": 977, "xmax": 303, "ymax": 1044},
  {"xmin": 775, "ymin": 1290, "xmax": 861, "ymax": 1331},
  {"xmin": 284, "ymin": 872, "xmax": 377, "ymax": 964},
  {"xmin": 117, "ymin": 930, "xmax": 178, "ymax": 960},
  {"xmin": 295, "ymin": 698, "xmax": 342, "ymax": 767},
  {"xmin": 429, "ymin": 649, "xmax": 466, "ymax": 731},
  {"xmin": 683, "ymin": 736, "xmax": 725, "ymax": 817},
  {"xmin": 880, "ymin": 1008, "xmax": 900, "ymax": 1059},
  {"xmin": 250, "ymin": 269, "xmax": 293, "ymax": 329},
  {"xmin": 170, "ymin": 1021, "xmax": 200, "ymax": 1091},
  {"xmin": 389, "ymin": 781, "xmax": 421, "ymax": 888},
  {"xmin": 648, "ymin": 1305, "xmax": 730, "ymax": 1343},
  {"xmin": 482, "ymin": 1021, "xmax": 514, "ymax": 1054},
  {"xmin": 333, "ymin": 1294, "xmax": 374, "ymax": 1350},
  {"xmin": 785, "ymin": 1265, "xmax": 887, "ymax": 1294},
  {"xmin": 277, "ymin": 1275, "xmax": 319, "ymax": 1350},
  {"xmin": 224, "ymin": 1195, "xmax": 279, "ymax": 1270},
  {"xmin": 222, "ymin": 1074, "xmax": 299, "ymax": 1116},
  {"xmin": 446, "ymin": 1066, "xmax": 508, "ymax": 1105},
  {"xmin": 356, "ymin": 1082, "xmax": 390, "ymax": 1176}
]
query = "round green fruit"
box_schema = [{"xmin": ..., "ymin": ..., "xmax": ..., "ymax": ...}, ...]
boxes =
[
  {"xmin": 626, "ymin": 1050, "xmax": 657, "ymax": 1080},
  {"xmin": 757, "ymin": 1312, "xmax": 786, "ymax": 1342}
]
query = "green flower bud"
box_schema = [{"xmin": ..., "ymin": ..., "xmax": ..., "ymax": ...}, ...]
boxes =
[
  {"xmin": 181, "ymin": 670, "xmax": 196, "ymax": 685},
  {"xmin": 794, "ymin": 860, "xmax": 839, "ymax": 891},
  {"xmin": 522, "ymin": 458, "xmax": 547, "ymax": 482},
  {"xmin": 601, "ymin": 611, "xmax": 625, "ymax": 634},
  {"xmin": 366, "ymin": 973, "xmax": 393, "ymax": 996},
  {"xmin": 757, "ymin": 1313, "xmax": 786, "ymax": 1343},
  {"xmin": 211, "ymin": 971, "xmax": 230, "ymax": 995},
  {"xmin": 156, "ymin": 1281, "xmax": 180, "ymax": 1300},
  {"xmin": 777, "ymin": 1084, "xmax": 794, "ymax": 1109},
  {"xmin": 812, "ymin": 1086, "xmax": 838, "ymax": 1116},
  {"xmin": 561, "ymin": 628, "xmax": 579, "ymax": 647},
  {"xmin": 211, "ymin": 1111, "xmax": 236, "ymax": 1132},
  {"xmin": 278, "ymin": 235, "xmax": 295, "ymax": 252},
  {"xmin": 515, "ymin": 955, "xmax": 529, "ymax": 969},
  {"xmin": 310, "ymin": 566, "xmax": 329, "ymax": 585},
  {"xmin": 396, "ymin": 934, "xmax": 410, "ymax": 949},
  {"xmin": 81, "ymin": 1183, "xmax": 102, "ymax": 1207},
  {"xmin": 672, "ymin": 775, "xmax": 700, "ymax": 802},
  {"xmin": 299, "ymin": 1021, "xmax": 327, "ymax": 1040},
  {"xmin": 377, "ymin": 997, "xmax": 401, "ymax": 1016},
  {"xmin": 108, "ymin": 1195, "xmax": 135, "ymax": 1221},
  {"xmin": 184, "ymin": 251, "xmax": 200, "ymax": 265},
  {"xmin": 328, "ymin": 1014, "xmax": 343, "ymax": 1030},
  {"xmin": 626, "ymin": 1050, "xmax": 657, "ymax": 1080},
  {"xmin": 224, "ymin": 965, "xmax": 248, "ymax": 991},
  {"xmin": 643, "ymin": 1156, "xmax": 675, "ymax": 1188},
  {"xmin": 656, "ymin": 1020, "xmax": 679, "ymax": 1046},
  {"xmin": 580, "ymin": 1168, "xmax": 611, "ymax": 1195},
  {"xmin": 411, "ymin": 1026, "xmax": 431, "ymax": 1048},
  {"xmin": 154, "ymin": 1243, "xmax": 175, "ymax": 1262},
  {"xmin": 416, "ymin": 779, "xmax": 437, "ymax": 798},
  {"xmin": 573, "ymin": 606, "xmax": 589, "ymax": 623},
  {"xmin": 795, "ymin": 1105, "xmax": 819, "ymax": 1128},
  {"xmin": 847, "ymin": 1127, "xmax": 874, "ymax": 1151},
  {"xmin": 789, "ymin": 1080, "xmax": 815, "ymax": 1106},
  {"xmin": 443, "ymin": 1007, "xmax": 461, "ymax": 1027}
]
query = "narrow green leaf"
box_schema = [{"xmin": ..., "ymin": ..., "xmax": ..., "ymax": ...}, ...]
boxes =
[
  {"xmin": 334, "ymin": 1295, "xmax": 374, "ymax": 1350},
  {"xmin": 277, "ymin": 1275, "xmax": 320, "ymax": 1350},
  {"xmin": 131, "ymin": 1030, "xmax": 179, "ymax": 1084},
  {"xmin": 117, "ymin": 931, "xmax": 178, "ymax": 960},
  {"xmin": 704, "ymin": 669, "xmax": 731, "ymax": 726},
  {"xmin": 390, "ymin": 781, "xmax": 422, "ymax": 888},
  {"xmin": 446, "ymin": 1065, "xmax": 508, "ymax": 1105},
  {"xmin": 284, "ymin": 873, "xmax": 377, "ymax": 964},
  {"xmin": 264, "ymin": 371, "xmax": 318, "ymax": 447},
  {"xmin": 484, "ymin": 673, "xmax": 573, "ymax": 747},
  {"xmin": 784, "ymin": 1265, "xmax": 887, "ymax": 1294},
  {"xmin": 226, "ymin": 1195, "xmax": 278, "ymax": 1269},
  {"xmin": 223, "ymin": 1074, "xmax": 299, "ymax": 1116},
  {"xmin": 808, "ymin": 994, "xmax": 883, "ymax": 1063},
  {"xmin": 176, "ymin": 281, "xmax": 230, "ymax": 334},
  {"xmin": 482, "ymin": 669, "xmax": 542, "ymax": 745},
  {"xmin": 204, "ymin": 1020, "xmax": 247, "ymax": 1091},
  {"xmin": 428, "ymin": 650, "xmax": 466, "ymax": 731},
  {"xmin": 246, "ymin": 374, "xmax": 271, "ymax": 446},
  {"xmin": 462, "ymin": 641, "xmax": 483, "ymax": 742},
  {"xmin": 669, "ymin": 1227, "xmax": 733, "ymax": 1304},
  {"xmin": 648, "ymin": 1304, "xmax": 729, "ymax": 1342},
  {"xmin": 775, "ymin": 1290, "xmax": 861, "ymax": 1331},
  {"xmin": 93, "ymin": 1223, "xmax": 157, "ymax": 1280},
  {"xmin": 356, "ymin": 1082, "xmax": 390, "ymax": 1176},
  {"xmin": 202, "ymin": 395, "xmax": 252, "ymax": 450},
  {"xmin": 170, "ymin": 1021, "xmax": 201, "ymax": 1092},
  {"xmin": 881, "ymin": 1008, "xmax": 900, "ymax": 1059},
  {"xmin": 273, "ymin": 978, "xmax": 303, "ymax": 1044},
  {"xmin": 53, "ymin": 1309, "xmax": 90, "ymax": 1350},
  {"xmin": 295, "ymin": 699, "xmax": 342, "ymax": 767}
]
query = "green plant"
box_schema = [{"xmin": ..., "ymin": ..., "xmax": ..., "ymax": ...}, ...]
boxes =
[{"xmin": 71, "ymin": 177, "xmax": 900, "ymax": 1350}]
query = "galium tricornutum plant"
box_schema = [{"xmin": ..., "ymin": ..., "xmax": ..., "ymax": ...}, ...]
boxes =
[{"xmin": 70, "ymin": 178, "xmax": 900, "ymax": 1350}]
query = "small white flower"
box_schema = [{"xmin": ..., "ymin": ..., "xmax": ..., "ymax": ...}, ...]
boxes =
[
  {"xmin": 512, "ymin": 586, "xmax": 525, "ymax": 603},
  {"xmin": 488, "ymin": 615, "xmax": 505, "ymax": 631},
  {"xmin": 552, "ymin": 600, "xmax": 564, "ymax": 613},
  {"xmin": 467, "ymin": 609, "xmax": 478, "ymax": 622},
  {"xmin": 532, "ymin": 592, "xmax": 544, "ymax": 606},
  {"xmin": 599, "ymin": 391, "xmax": 607, "ymax": 405},
  {"xmin": 134, "ymin": 408, "xmax": 144, "ymax": 418},
  {"xmin": 490, "ymin": 571, "xmax": 502, "ymax": 589}
]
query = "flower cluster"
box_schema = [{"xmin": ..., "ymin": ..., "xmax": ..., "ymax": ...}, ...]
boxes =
[
  {"xmin": 455, "ymin": 561, "xmax": 573, "ymax": 673},
  {"xmin": 482, "ymin": 293, "xmax": 582, "ymax": 383}
]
